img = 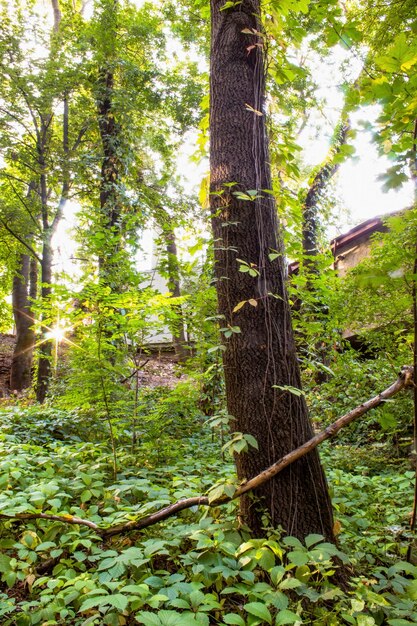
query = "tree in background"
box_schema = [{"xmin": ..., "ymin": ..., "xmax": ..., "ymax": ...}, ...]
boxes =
[{"xmin": 0, "ymin": 0, "xmax": 83, "ymax": 399}]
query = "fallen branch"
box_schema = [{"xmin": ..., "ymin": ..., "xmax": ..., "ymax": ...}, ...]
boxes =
[
  {"xmin": 0, "ymin": 511, "xmax": 100, "ymax": 531},
  {"xmin": 0, "ymin": 366, "xmax": 413, "ymax": 540}
]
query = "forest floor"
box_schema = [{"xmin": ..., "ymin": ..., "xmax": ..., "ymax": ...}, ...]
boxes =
[{"xmin": 135, "ymin": 351, "xmax": 185, "ymax": 388}]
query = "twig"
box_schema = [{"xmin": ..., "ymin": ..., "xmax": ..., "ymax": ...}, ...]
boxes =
[
  {"xmin": 119, "ymin": 359, "xmax": 150, "ymax": 384},
  {"xmin": 0, "ymin": 512, "xmax": 99, "ymax": 531}
]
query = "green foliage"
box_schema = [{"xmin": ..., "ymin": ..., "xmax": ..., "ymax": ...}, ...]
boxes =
[
  {"xmin": 307, "ymin": 350, "xmax": 414, "ymax": 449},
  {"xmin": 0, "ymin": 401, "xmax": 417, "ymax": 625},
  {"xmin": 1, "ymin": 0, "xmax": 417, "ymax": 623}
]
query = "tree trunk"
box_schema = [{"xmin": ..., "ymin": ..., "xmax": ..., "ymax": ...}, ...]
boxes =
[
  {"xmin": 209, "ymin": 0, "xmax": 334, "ymax": 540},
  {"xmin": 97, "ymin": 66, "xmax": 122, "ymax": 285},
  {"xmin": 36, "ymin": 237, "xmax": 53, "ymax": 403},
  {"xmin": 10, "ymin": 253, "xmax": 36, "ymax": 391},
  {"xmin": 156, "ymin": 208, "xmax": 188, "ymax": 362},
  {"xmin": 166, "ymin": 231, "xmax": 188, "ymax": 362},
  {"xmin": 302, "ymin": 122, "xmax": 349, "ymax": 269}
]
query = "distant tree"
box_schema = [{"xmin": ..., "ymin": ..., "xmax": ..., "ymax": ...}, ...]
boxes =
[{"xmin": 0, "ymin": 0, "xmax": 73, "ymax": 398}]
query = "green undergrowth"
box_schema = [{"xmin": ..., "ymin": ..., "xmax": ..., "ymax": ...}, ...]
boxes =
[{"xmin": 0, "ymin": 406, "xmax": 417, "ymax": 626}]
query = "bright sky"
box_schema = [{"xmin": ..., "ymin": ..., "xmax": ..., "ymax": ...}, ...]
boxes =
[{"xmin": 337, "ymin": 128, "xmax": 414, "ymax": 228}]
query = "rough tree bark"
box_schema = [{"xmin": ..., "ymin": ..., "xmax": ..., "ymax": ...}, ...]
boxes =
[
  {"xmin": 96, "ymin": 66, "xmax": 122, "ymax": 284},
  {"xmin": 209, "ymin": 0, "xmax": 334, "ymax": 539}
]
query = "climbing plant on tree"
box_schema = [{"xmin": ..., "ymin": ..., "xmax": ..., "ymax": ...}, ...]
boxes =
[{"xmin": 209, "ymin": 0, "xmax": 334, "ymax": 539}]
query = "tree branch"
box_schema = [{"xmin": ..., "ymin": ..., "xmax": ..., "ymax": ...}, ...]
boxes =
[
  {"xmin": 7, "ymin": 180, "xmax": 41, "ymax": 232},
  {"xmin": 0, "ymin": 218, "xmax": 41, "ymax": 263},
  {"xmin": 0, "ymin": 512, "xmax": 99, "ymax": 531}
]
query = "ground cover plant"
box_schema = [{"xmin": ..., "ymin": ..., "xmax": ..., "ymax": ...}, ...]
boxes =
[{"xmin": 1, "ymin": 378, "xmax": 417, "ymax": 626}]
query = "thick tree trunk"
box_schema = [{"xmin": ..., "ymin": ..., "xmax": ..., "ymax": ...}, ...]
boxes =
[
  {"xmin": 97, "ymin": 66, "xmax": 122, "ymax": 284},
  {"xmin": 10, "ymin": 254, "xmax": 36, "ymax": 391},
  {"xmin": 209, "ymin": 0, "xmax": 334, "ymax": 540}
]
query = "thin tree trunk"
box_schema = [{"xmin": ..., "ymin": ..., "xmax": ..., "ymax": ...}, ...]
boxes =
[
  {"xmin": 36, "ymin": 88, "xmax": 69, "ymax": 402},
  {"xmin": 10, "ymin": 182, "xmax": 37, "ymax": 392},
  {"xmin": 29, "ymin": 255, "xmax": 38, "ymax": 303},
  {"xmin": 156, "ymin": 207, "xmax": 188, "ymax": 362},
  {"xmin": 10, "ymin": 253, "xmax": 36, "ymax": 391},
  {"xmin": 165, "ymin": 231, "xmax": 187, "ymax": 362},
  {"xmin": 36, "ymin": 238, "xmax": 53, "ymax": 403},
  {"xmin": 209, "ymin": 0, "xmax": 334, "ymax": 540},
  {"xmin": 302, "ymin": 121, "xmax": 349, "ymax": 269}
]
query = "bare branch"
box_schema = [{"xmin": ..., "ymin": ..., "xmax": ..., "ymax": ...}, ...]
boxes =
[{"xmin": 72, "ymin": 122, "xmax": 91, "ymax": 152}]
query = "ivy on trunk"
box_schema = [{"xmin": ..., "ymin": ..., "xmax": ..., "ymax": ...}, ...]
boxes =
[{"xmin": 209, "ymin": 0, "xmax": 334, "ymax": 540}]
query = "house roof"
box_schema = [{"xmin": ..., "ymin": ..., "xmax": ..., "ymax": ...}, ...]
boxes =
[
  {"xmin": 330, "ymin": 215, "xmax": 387, "ymax": 256},
  {"xmin": 288, "ymin": 212, "xmax": 393, "ymax": 274}
]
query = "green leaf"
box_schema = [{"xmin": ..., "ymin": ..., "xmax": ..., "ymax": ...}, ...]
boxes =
[
  {"xmin": 223, "ymin": 615, "xmax": 246, "ymax": 626},
  {"xmin": 135, "ymin": 613, "xmax": 162, "ymax": 626},
  {"xmin": 244, "ymin": 602, "xmax": 272, "ymax": 624},
  {"xmin": 220, "ymin": 1, "xmax": 242, "ymax": 10},
  {"xmin": 275, "ymin": 609, "xmax": 302, "ymax": 625},
  {"xmin": 80, "ymin": 489, "xmax": 92, "ymax": 503},
  {"xmin": 3, "ymin": 571, "xmax": 17, "ymax": 588},
  {"xmin": 243, "ymin": 434, "xmax": 258, "ymax": 450},
  {"xmin": 79, "ymin": 595, "xmax": 110, "ymax": 612},
  {"xmin": 405, "ymin": 579, "xmax": 417, "ymax": 600},
  {"xmin": 207, "ymin": 483, "xmax": 226, "ymax": 504},
  {"xmin": 107, "ymin": 594, "xmax": 129, "ymax": 611},
  {"xmin": 283, "ymin": 537, "xmax": 303, "ymax": 549},
  {"xmin": 304, "ymin": 534, "xmax": 324, "ymax": 549},
  {"xmin": 272, "ymin": 385, "xmax": 304, "ymax": 397},
  {"xmin": 0, "ymin": 554, "xmax": 11, "ymax": 573},
  {"xmin": 288, "ymin": 551, "xmax": 309, "ymax": 566},
  {"xmin": 135, "ymin": 611, "xmax": 197, "ymax": 626}
]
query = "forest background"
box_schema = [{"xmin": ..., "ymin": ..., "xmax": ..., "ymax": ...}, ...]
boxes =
[{"xmin": 1, "ymin": 0, "xmax": 417, "ymax": 624}]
